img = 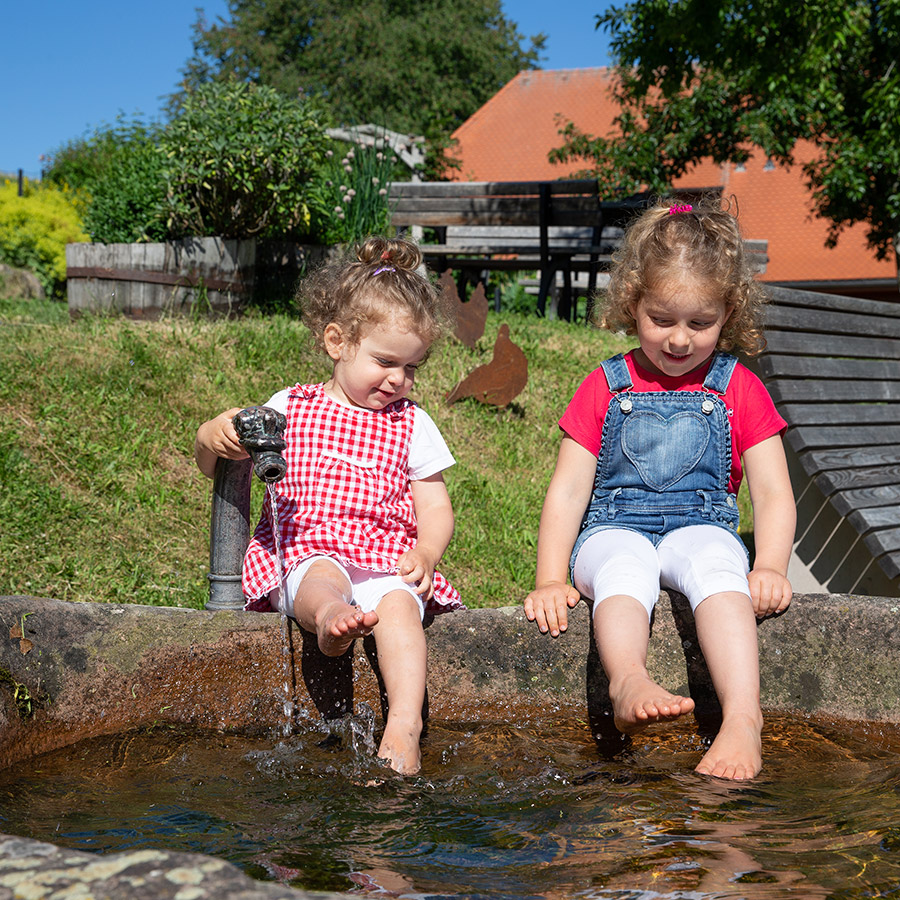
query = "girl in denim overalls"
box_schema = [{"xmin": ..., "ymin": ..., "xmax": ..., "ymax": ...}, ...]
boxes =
[{"xmin": 525, "ymin": 199, "xmax": 795, "ymax": 781}]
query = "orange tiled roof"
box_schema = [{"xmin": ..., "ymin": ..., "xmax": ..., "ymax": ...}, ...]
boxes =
[{"xmin": 450, "ymin": 68, "xmax": 896, "ymax": 286}]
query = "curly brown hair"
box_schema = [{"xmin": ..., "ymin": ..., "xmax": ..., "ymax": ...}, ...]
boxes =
[
  {"xmin": 299, "ymin": 235, "xmax": 454, "ymax": 355},
  {"xmin": 597, "ymin": 196, "xmax": 768, "ymax": 356}
]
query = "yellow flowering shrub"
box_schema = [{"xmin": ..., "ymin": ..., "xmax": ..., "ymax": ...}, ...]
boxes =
[{"xmin": 0, "ymin": 179, "xmax": 89, "ymax": 298}]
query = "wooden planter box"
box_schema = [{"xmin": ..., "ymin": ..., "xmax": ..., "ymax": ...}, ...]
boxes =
[{"xmin": 66, "ymin": 237, "xmax": 257, "ymax": 318}]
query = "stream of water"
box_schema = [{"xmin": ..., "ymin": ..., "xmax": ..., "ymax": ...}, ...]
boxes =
[
  {"xmin": 266, "ymin": 480, "xmax": 296, "ymax": 737},
  {"xmin": 2, "ymin": 710, "xmax": 900, "ymax": 898}
]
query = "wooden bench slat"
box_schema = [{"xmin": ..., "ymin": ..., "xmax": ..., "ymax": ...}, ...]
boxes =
[
  {"xmin": 862, "ymin": 526, "xmax": 900, "ymax": 555},
  {"xmin": 862, "ymin": 535, "xmax": 900, "ymax": 580},
  {"xmin": 813, "ymin": 464, "xmax": 900, "ymax": 495},
  {"xmin": 764, "ymin": 305, "xmax": 900, "ymax": 338},
  {"xmin": 420, "ymin": 258, "xmax": 613, "ymax": 274},
  {"xmin": 389, "ymin": 179, "xmax": 600, "ymax": 198},
  {"xmin": 778, "ymin": 403, "xmax": 900, "ymax": 426},
  {"xmin": 768, "ymin": 380, "xmax": 900, "ymax": 403},
  {"xmin": 765, "ymin": 285, "xmax": 900, "ymax": 319},
  {"xmin": 874, "ymin": 553, "xmax": 900, "ymax": 581},
  {"xmin": 392, "ymin": 196, "xmax": 603, "ymax": 216},
  {"xmin": 757, "ymin": 356, "xmax": 900, "ymax": 380},
  {"xmin": 432, "ymin": 244, "xmax": 612, "ymax": 256},
  {"xmin": 829, "ymin": 483, "xmax": 900, "ymax": 515},
  {"xmin": 393, "ymin": 210, "xmax": 609, "ymax": 228},
  {"xmin": 849, "ymin": 505, "xmax": 900, "ymax": 533},
  {"xmin": 787, "ymin": 424, "xmax": 900, "ymax": 451},
  {"xmin": 761, "ymin": 330, "xmax": 900, "ymax": 359},
  {"xmin": 801, "ymin": 444, "xmax": 900, "ymax": 473}
]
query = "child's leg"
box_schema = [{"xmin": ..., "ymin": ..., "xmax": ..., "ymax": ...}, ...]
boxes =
[
  {"xmin": 692, "ymin": 592, "xmax": 762, "ymax": 780},
  {"xmin": 593, "ymin": 597, "xmax": 696, "ymax": 732},
  {"xmin": 287, "ymin": 558, "xmax": 378, "ymax": 657},
  {"xmin": 367, "ymin": 589, "xmax": 427, "ymax": 775},
  {"xmin": 574, "ymin": 529, "xmax": 695, "ymax": 733},
  {"xmin": 659, "ymin": 526, "xmax": 762, "ymax": 780}
]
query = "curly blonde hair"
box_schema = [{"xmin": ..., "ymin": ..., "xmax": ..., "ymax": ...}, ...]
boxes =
[
  {"xmin": 597, "ymin": 196, "xmax": 767, "ymax": 356},
  {"xmin": 299, "ymin": 235, "xmax": 453, "ymax": 355}
]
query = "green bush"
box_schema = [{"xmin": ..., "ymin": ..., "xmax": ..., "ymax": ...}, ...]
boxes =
[
  {"xmin": 0, "ymin": 179, "xmax": 89, "ymax": 297},
  {"xmin": 45, "ymin": 119, "xmax": 168, "ymax": 244},
  {"xmin": 308, "ymin": 141, "xmax": 395, "ymax": 244},
  {"xmin": 160, "ymin": 81, "xmax": 331, "ymax": 239}
]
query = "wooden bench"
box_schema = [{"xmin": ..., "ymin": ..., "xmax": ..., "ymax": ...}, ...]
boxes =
[
  {"xmin": 389, "ymin": 180, "xmax": 650, "ymax": 320},
  {"xmin": 754, "ymin": 284, "xmax": 900, "ymax": 596}
]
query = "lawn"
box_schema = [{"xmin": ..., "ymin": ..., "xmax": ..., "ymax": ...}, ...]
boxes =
[{"xmin": 0, "ymin": 296, "xmax": 752, "ymax": 609}]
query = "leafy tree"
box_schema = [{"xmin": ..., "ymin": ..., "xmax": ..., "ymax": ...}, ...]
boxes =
[
  {"xmin": 553, "ymin": 0, "xmax": 900, "ymax": 274},
  {"xmin": 179, "ymin": 0, "xmax": 545, "ymax": 175}
]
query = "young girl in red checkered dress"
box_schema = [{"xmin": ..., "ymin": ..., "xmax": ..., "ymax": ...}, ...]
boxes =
[{"xmin": 195, "ymin": 236, "xmax": 462, "ymax": 774}]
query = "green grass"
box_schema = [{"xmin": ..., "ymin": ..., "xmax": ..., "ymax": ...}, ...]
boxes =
[{"xmin": 0, "ymin": 296, "xmax": 752, "ymax": 610}]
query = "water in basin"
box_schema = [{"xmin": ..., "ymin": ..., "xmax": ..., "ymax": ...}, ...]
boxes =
[{"xmin": 2, "ymin": 709, "xmax": 899, "ymax": 898}]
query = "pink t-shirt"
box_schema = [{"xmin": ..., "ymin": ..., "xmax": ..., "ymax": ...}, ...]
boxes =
[{"xmin": 559, "ymin": 350, "xmax": 787, "ymax": 494}]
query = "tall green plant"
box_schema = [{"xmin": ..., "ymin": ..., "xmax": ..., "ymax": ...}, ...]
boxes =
[
  {"xmin": 309, "ymin": 142, "xmax": 395, "ymax": 245},
  {"xmin": 160, "ymin": 81, "xmax": 331, "ymax": 239}
]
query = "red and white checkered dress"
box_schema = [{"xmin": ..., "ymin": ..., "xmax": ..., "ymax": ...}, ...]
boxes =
[{"xmin": 242, "ymin": 383, "xmax": 461, "ymax": 615}]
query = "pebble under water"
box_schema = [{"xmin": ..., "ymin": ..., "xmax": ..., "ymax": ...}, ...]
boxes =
[{"xmin": 2, "ymin": 709, "xmax": 900, "ymax": 899}]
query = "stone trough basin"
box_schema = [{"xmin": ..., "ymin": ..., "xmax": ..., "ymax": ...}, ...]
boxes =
[{"xmin": 1, "ymin": 592, "xmax": 899, "ymax": 899}]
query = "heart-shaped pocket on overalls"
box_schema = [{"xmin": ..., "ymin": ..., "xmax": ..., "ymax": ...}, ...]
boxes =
[{"xmin": 621, "ymin": 410, "xmax": 711, "ymax": 490}]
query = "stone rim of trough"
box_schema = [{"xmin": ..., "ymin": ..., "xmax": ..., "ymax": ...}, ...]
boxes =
[
  {"xmin": 2, "ymin": 593, "xmax": 900, "ymax": 767},
  {"xmin": 1, "ymin": 592, "xmax": 899, "ymax": 900}
]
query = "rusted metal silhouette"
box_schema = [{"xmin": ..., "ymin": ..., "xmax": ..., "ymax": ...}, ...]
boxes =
[
  {"xmin": 441, "ymin": 269, "xmax": 487, "ymax": 348},
  {"xmin": 446, "ymin": 324, "xmax": 528, "ymax": 407}
]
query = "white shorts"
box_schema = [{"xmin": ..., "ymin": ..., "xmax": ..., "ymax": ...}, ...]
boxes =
[
  {"xmin": 271, "ymin": 556, "xmax": 425, "ymax": 621},
  {"xmin": 572, "ymin": 524, "xmax": 750, "ymax": 619}
]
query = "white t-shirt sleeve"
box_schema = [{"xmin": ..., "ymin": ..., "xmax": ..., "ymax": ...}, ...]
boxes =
[
  {"xmin": 263, "ymin": 389, "xmax": 291, "ymax": 416},
  {"xmin": 409, "ymin": 406, "xmax": 455, "ymax": 481}
]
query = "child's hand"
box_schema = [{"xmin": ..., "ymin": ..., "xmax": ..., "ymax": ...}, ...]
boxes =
[
  {"xmin": 397, "ymin": 547, "xmax": 437, "ymax": 600},
  {"xmin": 194, "ymin": 408, "xmax": 248, "ymax": 477},
  {"xmin": 199, "ymin": 408, "xmax": 248, "ymax": 459},
  {"xmin": 524, "ymin": 582, "xmax": 581, "ymax": 637},
  {"xmin": 748, "ymin": 567, "xmax": 792, "ymax": 618}
]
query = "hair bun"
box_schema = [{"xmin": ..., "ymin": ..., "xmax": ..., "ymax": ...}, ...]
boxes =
[{"xmin": 358, "ymin": 236, "xmax": 422, "ymax": 272}]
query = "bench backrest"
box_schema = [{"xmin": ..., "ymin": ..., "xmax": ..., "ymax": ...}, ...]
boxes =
[
  {"xmin": 389, "ymin": 180, "xmax": 644, "ymax": 229},
  {"xmin": 757, "ymin": 284, "xmax": 900, "ymax": 592}
]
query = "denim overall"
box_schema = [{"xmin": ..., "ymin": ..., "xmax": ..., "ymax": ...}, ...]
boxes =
[{"xmin": 570, "ymin": 351, "xmax": 743, "ymax": 571}]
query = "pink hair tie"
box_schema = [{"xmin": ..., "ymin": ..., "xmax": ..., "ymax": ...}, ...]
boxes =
[
  {"xmin": 373, "ymin": 249, "xmax": 395, "ymax": 275},
  {"xmin": 668, "ymin": 203, "xmax": 693, "ymax": 215}
]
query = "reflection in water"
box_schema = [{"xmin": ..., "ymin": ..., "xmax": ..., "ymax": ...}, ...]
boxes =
[{"xmin": 1, "ymin": 712, "xmax": 899, "ymax": 898}]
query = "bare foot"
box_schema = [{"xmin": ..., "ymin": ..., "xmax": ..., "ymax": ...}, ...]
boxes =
[
  {"xmin": 317, "ymin": 602, "xmax": 378, "ymax": 657},
  {"xmin": 377, "ymin": 718, "xmax": 422, "ymax": 775},
  {"xmin": 695, "ymin": 711, "xmax": 763, "ymax": 780},
  {"xmin": 609, "ymin": 672, "xmax": 695, "ymax": 734}
]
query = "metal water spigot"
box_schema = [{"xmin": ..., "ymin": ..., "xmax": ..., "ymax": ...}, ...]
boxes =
[
  {"xmin": 206, "ymin": 405, "xmax": 288, "ymax": 610},
  {"xmin": 232, "ymin": 405, "xmax": 288, "ymax": 484}
]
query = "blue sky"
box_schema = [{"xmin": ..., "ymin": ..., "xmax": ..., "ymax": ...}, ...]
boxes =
[{"xmin": 0, "ymin": 1, "xmax": 613, "ymax": 179}]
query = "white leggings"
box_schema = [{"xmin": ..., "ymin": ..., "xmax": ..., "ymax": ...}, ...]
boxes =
[{"xmin": 572, "ymin": 525, "xmax": 750, "ymax": 619}]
